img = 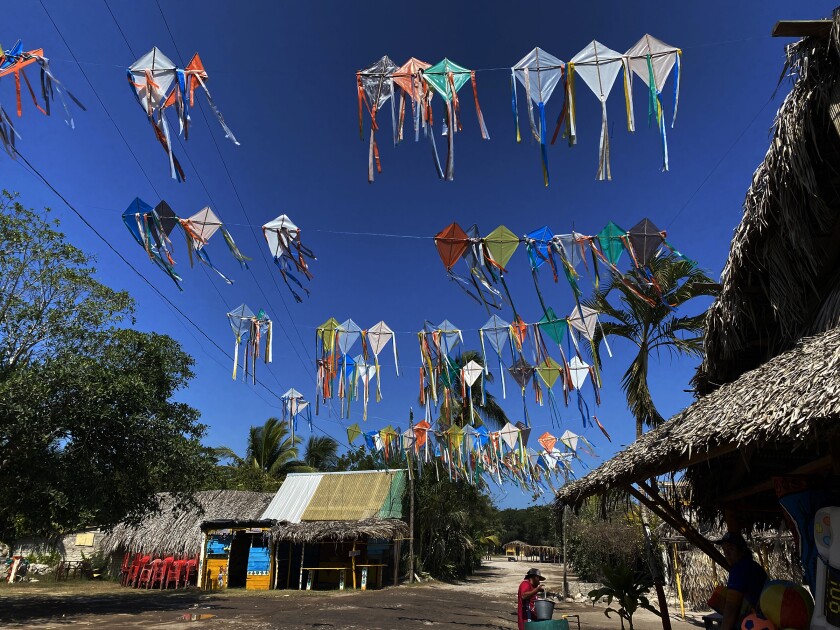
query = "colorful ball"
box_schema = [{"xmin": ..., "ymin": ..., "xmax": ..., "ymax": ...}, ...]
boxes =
[
  {"xmin": 759, "ymin": 580, "xmax": 814, "ymax": 630},
  {"xmin": 742, "ymin": 613, "xmax": 776, "ymax": 630}
]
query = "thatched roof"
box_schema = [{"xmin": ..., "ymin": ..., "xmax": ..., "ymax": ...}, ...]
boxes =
[
  {"xmin": 100, "ymin": 490, "xmax": 274, "ymax": 557},
  {"xmin": 269, "ymin": 518, "xmax": 408, "ymax": 544},
  {"xmin": 695, "ymin": 10, "xmax": 840, "ymax": 395},
  {"xmin": 556, "ymin": 325, "xmax": 840, "ymax": 508}
]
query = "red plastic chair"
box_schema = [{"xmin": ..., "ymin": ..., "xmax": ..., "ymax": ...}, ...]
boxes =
[
  {"xmin": 183, "ymin": 557, "xmax": 199, "ymax": 587},
  {"xmin": 128, "ymin": 555, "xmax": 150, "ymax": 588},
  {"xmin": 119, "ymin": 553, "xmax": 134, "ymax": 586},
  {"xmin": 165, "ymin": 560, "xmax": 186, "ymax": 589},
  {"xmin": 151, "ymin": 557, "xmax": 173, "ymax": 589},
  {"xmin": 138, "ymin": 558, "xmax": 161, "ymax": 589}
]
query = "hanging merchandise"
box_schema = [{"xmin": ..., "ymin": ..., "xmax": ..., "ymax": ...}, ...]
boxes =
[
  {"xmin": 262, "ymin": 215, "xmax": 315, "ymax": 302},
  {"xmin": 511, "ymin": 47, "xmax": 565, "ymax": 185},
  {"xmin": 356, "ymin": 56, "xmax": 398, "ymax": 182},
  {"xmin": 422, "ymin": 58, "xmax": 490, "ymax": 180},
  {"xmin": 624, "ymin": 35, "xmax": 681, "ymax": 171},
  {"xmin": 0, "ymin": 40, "xmax": 85, "ymax": 157},
  {"xmin": 226, "ymin": 304, "xmax": 272, "ymax": 383},
  {"xmin": 127, "ymin": 47, "xmax": 237, "ymax": 181}
]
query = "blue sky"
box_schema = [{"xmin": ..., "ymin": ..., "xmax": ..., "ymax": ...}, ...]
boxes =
[{"xmin": 4, "ymin": 1, "xmax": 833, "ymax": 509}]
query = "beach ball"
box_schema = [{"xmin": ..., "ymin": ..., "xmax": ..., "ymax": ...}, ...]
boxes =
[
  {"xmin": 759, "ymin": 580, "xmax": 814, "ymax": 630},
  {"xmin": 742, "ymin": 613, "xmax": 775, "ymax": 630}
]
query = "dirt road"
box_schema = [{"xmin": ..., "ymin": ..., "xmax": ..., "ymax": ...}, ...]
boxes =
[{"xmin": 0, "ymin": 560, "xmax": 706, "ymax": 629}]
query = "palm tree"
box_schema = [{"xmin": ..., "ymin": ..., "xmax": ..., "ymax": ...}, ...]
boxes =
[
  {"xmin": 422, "ymin": 350, "xmax": 509, "ymax": 429},
  {"xmin": 214, "ymin": 417, "xmax": 308, "ymax": 477},
  {"xmin": 587, "ymin": 254, "xmax": 718, "ymax": 438},
  {"xmin": 302, "ymin": 435, "xmax": 339, "ymax": 471}
]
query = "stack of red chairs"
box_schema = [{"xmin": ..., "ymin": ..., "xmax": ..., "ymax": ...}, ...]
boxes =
[{"xmin": 121, "ymin": 553, "xmax": 201, "ymax": 589}]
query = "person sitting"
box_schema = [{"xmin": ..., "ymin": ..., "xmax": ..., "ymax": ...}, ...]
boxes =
[
  {"xmin": 518, "ymin": 567, "xmax": 546, "ymax": 629},
  {"xmin": 715, "ymin": 532, "xmax": 768, "ymax": 630}
]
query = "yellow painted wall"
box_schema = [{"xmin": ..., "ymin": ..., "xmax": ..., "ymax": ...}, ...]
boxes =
[
  {"xmin": 246, "ymin": 574, "xmax": 271, "ymax": 590},
  {"xmin": 205, "ymin": 558, "xmax": 228, "ymax": 589}
]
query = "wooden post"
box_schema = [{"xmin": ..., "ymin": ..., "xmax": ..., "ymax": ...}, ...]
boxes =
[
  {"xmin": 286, "ymin": 542, "xmax": 292, "ymax": 589},
  {"xmin": 562, "ymin": 506, "xmax": 569, "ymax": 599},
  {"xmin": 351, "ymin": 541, "xmax": 357, "ymax": 589},
  {"xmin": 672, "ymin": 543, "xmax": 686, "ymax": 620},
  {"xmin": 409, "ymin": 408, "xmax": 415, "ymax": 585},
  {"xmin": 392, "ymin": 539, "xmax": 400, "ymax": 586},
  {"xmin": 298, "ymin": 543, "xmax": 305, "ymax": 590}
]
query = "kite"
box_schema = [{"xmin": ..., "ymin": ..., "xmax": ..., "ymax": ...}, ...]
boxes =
[
  {"xmin": 422, "ymin": 58, "xmax": 489, "ymax": 180},
  {"xmin": 625, "ymin": 35, "xmax": 681, "ymax": 171},
  {"xmin": 508, "ymin": 356, "xmax": 535, "ymax": 421},
  {"xmin": 535, "ymin": 356, "xmax": 564, "ymax": 425},
  {"xmin": 562, "ymin": 41, "xmax": 628, "ymax": 180},
  {"xmin": 226, "ymin": 304, "xmax": 272, "ymax": 383},
  {"xmin": 365, "ymin": 321, "xmax": 399, "ymax": 401},
  {"xmin": 262, "ymin": 214, "xmax": 315, "ymax": 302},
  {"xmin": 626, "ymin": 218, "xmax": 665, "ymax": 268},
  {"xmin": 595, "ymin": 221, "xmax": 628, "ymax": 267},
  {"xmin": 392, "ymin": 57, "xmax": 432, "ymax": 143},
  {"xmin": 0, "ymin": 40, "xmax": 84, "ymax": 157},
  {"xmin": 356, "ymin": 56, "xmax": 398, "ymax": 182},
  {"xmin": 569, "ymin": 304, "xmax": 611, "ymax": 359},
  {"xmin": 511, "ymin": 47, "xmax": 565, "ymax": 185},
  {"xmin": 281, "ymin": 388, "xmax": 311, "ymax": 437},
  {"xmin": 434, "ymin": 222, "xmax": 469, "ymax": 271},
  {"xmin": 524, "ymin": 225, "xmax": 555, "ymax": 311},
  {"xmin": 128, "ymin": 47, "xmax": 237, "ymax": 181},
  {"xmin": 537, "ymin": 431, "xmax": 557, "ymax": 453},
  {"xmin": 480, "ymin": 315, "xmax": 511, "ymax": 398},
  {"xmin": 484, "ymin": 225, "xmax": 520, "ymax": 271},
  {"xmin": 335, "ymin": 319, "xmax": 362, "ymax": 415},
  {"xmin": 353, "ymin": 354, "xmax": 377, "ymax": 420},
  {"xmin": 347, "ymin": 423, "xmax": 363, "ymax": 445},
  {"xmin": 177, "ymin": 206, "xmax": 250, "ymax": 283},
  {"xmin": 122, "ymin": 197, "xmax": 182, "ymax": 288},
  {"xmin": 461, "ymin": 359, "xmax": 484, "ymax": 425}
]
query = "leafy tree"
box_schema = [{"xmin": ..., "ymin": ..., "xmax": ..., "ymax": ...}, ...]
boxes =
[
  {"xmin": 423, "ymin": 350, "xmax": 508, "ymax": 429},
  {"xmin": 302, "ymin": 435, "xmax": 339, "ymax": 471},
  {"xmin": 213, "ymin": 417, "xmax": 308, "ymax": 478},
  {"xmin": 587, "ymin": 254, "xmax": 717, "ymax": 437},
  {"xmin": 334, "ymin": 445, "xmax": 381, "ymax": 472},
  {"xmin": 0, "ymin": 192, "xmax": 211, "ymax": 540},
  {"xmin": 498, "ymin": 505, "xmax": 557, "ymax": 547}
]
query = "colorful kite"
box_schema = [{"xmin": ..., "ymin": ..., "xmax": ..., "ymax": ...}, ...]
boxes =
[
  {"xmin": 281, "ymin": 388, "xmax": 310, "ymax": 437},
  {"xmin": 0, "ymin": 40, "xmax": 84, "ymax": 157},
  {"xmin": 461, "ymin": 359, "xmax": 484, "ymax": 424},
  {"xmin": 422, "ymin": 58, "xmax": 489, "ymax": 180},
  {"xmin": 262, "ymin": 214, "xmax": 315, "ymax": 302},
  {"xmin": 562, "ymin": 41, "xmax": 628, "ymax": 180},
  {"xmin": 128, "ymin": 47, "xmax": 236, "ymax": 181},
  {"xmin": 177, "ymin": 206, "xmax": 249, "ymax": 283},
  {"xmin": 625, "ymin": 35, "xmax": 681, "ymax": 171},
  {"xmin": 356, "ymin": 56, "xmax": 398, "ymax": 182},
  {"xmin": 511, "ymin": 47, "xmax": 565, "ymax": 185},
  {"xmin": 479, "ymin": 315, "xmax": 512, "ymax": 398},
  {"xmin": 392, "ymin": 57, "xmax": 432, "ymax": 143},
  {"xmin": 365, "ymin": 321, "xmax": 398, "ymax": 400},
  {"xmin": 122, "ymin": 197, "xmax": 182, "ymax": 288},
  {"xmin": 226, "ymin": 304, "xmax": 272, "ymax": 383}
]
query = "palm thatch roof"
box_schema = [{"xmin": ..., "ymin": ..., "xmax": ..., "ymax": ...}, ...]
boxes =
[
  {"xmin": 556, "ymin": 325, "xmax": 840, "ymax": 509},
  {"xmin": 695, "ymin": 10, "xmax": 840, "ymax": 395},
  {"xmin": 100, "ymin": 490, "xmax": 274, "ymax": 557},
  {"xmin": 269, "ymin": 518, "xmax": 408, "ymax": 544}
]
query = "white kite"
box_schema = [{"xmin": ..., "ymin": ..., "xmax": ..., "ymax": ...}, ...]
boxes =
[{"xmin": 262, "ymin": 214, "xmax": 315, "ymax": 302}]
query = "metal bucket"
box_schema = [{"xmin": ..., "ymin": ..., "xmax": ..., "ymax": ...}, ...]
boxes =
[{"xmin": 533, "ymin": 597, "xmax": 555, "ymax": 621}]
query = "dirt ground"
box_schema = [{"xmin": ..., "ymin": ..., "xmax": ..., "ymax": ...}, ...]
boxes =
[{"xmin": 0, "ymin": 559, "xmax": 708, "ymax": 629}]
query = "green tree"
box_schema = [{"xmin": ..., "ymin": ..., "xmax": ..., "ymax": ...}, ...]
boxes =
[
  {"xmin": 302, "ymin": 435, "xmax": 339, "ymax": 471},
  {"xmin": 587, "ymin": 254, "xmax": 718, "ymax": 437},
  {"xmin": 213, "ymin": 417, "xmax": 310, "ymax": 482},
  {"xmin": 334, "ymin": 445, "xmax": 381, "ymax": 472},
  {"xmin": 0, "ymin": 192, "xmax": 212, "ymax": 540},
  {"xmin": 424, "ymin": 350, "xmax": 509, "ymax": 429}
]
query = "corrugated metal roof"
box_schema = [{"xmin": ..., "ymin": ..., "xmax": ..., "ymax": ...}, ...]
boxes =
[
  {"xmin": 377, "ymin": 470, "xmax": 405, "ymax": 519},
  {"xmin": 301, "ymin": 470, "xmax": 402, "ymax": 521},
  {"xmin": 259, "ymin": 473, "xmax": 322, "ymax": 523}
]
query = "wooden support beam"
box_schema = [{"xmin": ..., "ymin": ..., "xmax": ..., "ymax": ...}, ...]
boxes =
[{"xmin": 628, "ymin": 483, "xmax": 728, "ymax": 570}]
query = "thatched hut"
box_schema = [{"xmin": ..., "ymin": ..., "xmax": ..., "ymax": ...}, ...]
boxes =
[
  {"xmin": 263, "ymin": 470, "xmax": 407, "ymax": 590},
  {"xmin": 555, "ymin": 9, "xmax": 840, "ymax": 581},
  {"xmin": 101, "ymin": 490, "xmax": 273, "ymax": 585}
]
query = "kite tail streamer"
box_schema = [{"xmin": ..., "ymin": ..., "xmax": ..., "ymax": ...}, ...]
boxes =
[
  {"xmin": 538, "ymin": 102, "xmax": 549, "ymax": 187},
  {"xmin": 428, "ymin": 113, "xmax": 445, "ymax": 179},
  {"xmin": 577, "ymin": 389, "xmax": 591, "ymax": 427},
  {"xmin": 566, "ymin": 64, "xmax": 577, "ymax": 145},
  {"xmin": 192, "ymin": 73, "xmax": 239, "ymax": 145},
  {"xmin": 265, "ymin": 320, "xmax": 272, "ymax": 364},
  {"xmin": 510, "ymin": 70, "xmax": 521, "ymax": 142},
  {"xmin": 220, "ymin": 226, "xmax": 250, "ymax": 268},
  {"xmin": 597, "ymin": 99, "xmax": 611, "ymax": 181},
  {"xmin": 356, "ymin": 73, "xmax": 365, "ymax": 140},
  {"xmin": 0, "ymin": 106, "xmax": 19, "ymax": 158},
  {"xmin": 551, "ymin": 74, "xmax": 569, "ymax": 145},
  {"xmin": 232, "ymin": 335, "xmax": 239, "ymax": 380},
  {"xmin": 624, "ymin": 58, "xmax": 635, "ymax": 132},
  {"xmin": 672, "ymin": 50, "xmax": 681, "ymax": 127},
  {"xmin": 444, "ymin": 100, "xmax": 455, "ymax": 181},
  {"xmin": 470, "ymin": 71, "xmax": 489, "ymax": 140},
  {"xmin": 523, "ymin": 69, "xmax": 538, "ymax": 142}
]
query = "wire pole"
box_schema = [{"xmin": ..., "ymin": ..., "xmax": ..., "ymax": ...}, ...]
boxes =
[
  {"xmin": 562, "ymin": 505, "xmax": 569, "ymax": 599},
  {"xmin": 409, "ymin": 407, "xmax": 415, "ymax": 584}
]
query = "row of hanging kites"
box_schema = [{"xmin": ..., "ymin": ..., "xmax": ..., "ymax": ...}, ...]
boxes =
[
  {"xmin": 348, "ymin": 419, "xmax": 593, "ymax": 493},
  {"xmin": 313, "ymin": 312, "xmax": 611, "ymax": 441},
  {"xmin": 433, "ymin": 217, "xmax": 688, "ymax": 319},
  {"xmin": 357, "ymin": 35, "xmax": 681, "ymax": 184}
]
